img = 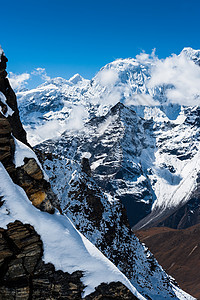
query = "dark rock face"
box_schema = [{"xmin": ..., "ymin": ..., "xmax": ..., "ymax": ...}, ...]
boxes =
[
  {"xmin": 0, "ymin": 54, "xmax": 56, "ymax": 213},
  {"xmin": 0, "ymin": 111, "xmax": 55, "ymax": 213},
  {"xmin": 15, "ymin": 158, "xmax": 56, "ymax": 213},
  {"xmin": 38, "ymin": 153, "xmax": 182, "ymax": 299},
  {"xmin": 81, "ymin": 157, "xmax": 91, "ymax": 177},
  {"xmin": 0, "ymin": 113, "xmax": 16, "ymax": 179},
  {"xmin": 157, "ymin": 197, "xmax": 200, "ymax": 229},
  {"xmin": 36, "ymin": 102, "xmax": 155, "ymax": 228},
  {"xmin": 0, "ymin": 52, "xmax": 28, "ymax": 145},
  {"xmin": 0, "ymin": 221, "xmax": 138, "ymax": 300},
  {"xmin": 85, "ymin": 282, "xmax": 138, "ymax": 300}
]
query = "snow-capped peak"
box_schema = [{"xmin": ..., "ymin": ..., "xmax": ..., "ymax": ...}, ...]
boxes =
[
  {"xmin": 40, "ymin": 76, "xmax": 71, "ymax": 88},
  {"xmin": 69, "ymin": 73, "xmax": 85, "ymax": 84},
  {"xmin": 180, "ymin": 47, "xmax": 200, "ymax": 64}
]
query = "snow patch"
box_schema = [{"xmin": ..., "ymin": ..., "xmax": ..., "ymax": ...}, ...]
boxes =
[{"xmin": 0, "ymin": 92, "xmax": 14, "ymax": 117}]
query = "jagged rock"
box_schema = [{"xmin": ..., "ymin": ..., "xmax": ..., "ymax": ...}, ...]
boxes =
[
  {"xmin": 22, "ymin": 158, "xmax": 44, "ymax": 180},
  {"xmin": 0, "ymin": 221, "xmax": 138, "ymax": 300},
  {"xmin": 81, "ymin": 157, "xmax": 91, "ymax": 177},
  {"xmin": 0, "ymin": 51, "xmax": 28, "ymax": 145},
  {"xmin": 0, "ymin": 113, "xmax": 16, "ymax": 178},
  {"xmin": 0, "ymin": 113, "xmax": 55, "ymax": 213},
  {"xmin": 15, "ymin": 163, "xmax": 55, "ymax": 214},
  {"xmin": 0, "ymin": 68, "xmax": 56, "ymax": 214},
  {"xmin": 85, "ymin": 282, "xmax": 138, "ymax": 300}
]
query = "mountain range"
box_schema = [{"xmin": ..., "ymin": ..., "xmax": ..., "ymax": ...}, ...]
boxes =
[{"xmin": 0, "ymin": 46, "xmax": 199, "ymax": 299}]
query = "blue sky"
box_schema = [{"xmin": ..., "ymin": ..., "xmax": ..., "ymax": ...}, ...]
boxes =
[{"xmin": 1, "ymin": 0, "xmax": 200, "ymax": 83}]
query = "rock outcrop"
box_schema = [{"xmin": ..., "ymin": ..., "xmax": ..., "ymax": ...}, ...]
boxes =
[
  {"xmin": 0, "ymin": 220, "xmax": 138, "ymax": 300},
  {"xmin": 0, "ymin": 50, "xmax": 55, "ymax": 213},
  {"xmin": 0, "ymin": 51, "xmax": 28, "ymax": 145},
  {"xmin": 0, "ymin": 113, "xmax": 16, "ymax": 179}
]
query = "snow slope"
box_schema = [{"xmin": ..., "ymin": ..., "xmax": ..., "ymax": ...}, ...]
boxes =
[
  {"xmin": 36, "ymin": 118, "xmax": 195, "ymax": 299},
  {"xmin": 0, "ymin": 161, "xmax": 145, "ymax": 299}
]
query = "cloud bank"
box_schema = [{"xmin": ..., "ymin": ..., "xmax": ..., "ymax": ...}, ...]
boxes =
[
  {"xmin": 8, "ymin": 68, "xmax": 51, "ymax": 91},
  {"xmin": 148, "ymin": 52, "xmax": 200, "ymax": 106},
  {"xmin": 8, "ymin": 72, "xmax": 30, "ymax": 91}
]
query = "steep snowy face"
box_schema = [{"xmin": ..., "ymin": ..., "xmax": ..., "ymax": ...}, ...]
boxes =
[
  {"xmin": 36, "ymin": 101, "xmax": 200, "ymax": 231},
  {"xmin": 85, "ymin": 57, "xmax": 160, "ymax": 112},
  {"xmin": 134, "ymin": 105, "xmax": 200, "ymax": 229},
  {"xmin": 37, "ymin": 102, "xmax": 155, "ymax": 227},
  {"xmin": 181, "ymin": 47, "xmax": 200, "ymax": 65},
  {"xmin": 17, "ymin": 76, "xmax": 90, "ymax": 145},
  {"xmin": 36, "ymin": 143, "xmax": 194, "ymax": 300},
  {"xmin": 17, "ymin": 47, "xmax": 200, "ymax": 146},
  {"xmin": 16, "ymin": 54, "xmax": 163, "ymax": 145},
  {"xmin": 0, "ymin": 162, "xmax": 145, "ymax": 299}
]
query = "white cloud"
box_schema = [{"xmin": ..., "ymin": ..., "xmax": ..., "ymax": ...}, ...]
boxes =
[
  {"xmin": 8, "ymin": 72, "xmax": 30, "ymax": 91},
  {"xmin": 148, "ymin": 52, "xmax": 200, "ymax": 106},
  {"xmin": 8, "ymin": 67, "xmax": 51, "ymax": 91},
  {"xmin": 31, "ymin": 67, "xmax": 51, "ymax": 81},
  {"xmin": 26, "ymin": 104, "xmax": 89, "ymax": 146},
  {"xmin": 136, "ymin": 48, "xmax": 157, "ymax": 63},
  {"xmin": 98, "ymin": 69, "xmax": 119, "ymax": 86},
  {"xmin": 124, "ymin": 94, "xmax": 159, "ymax": 106},
  {"xmin": 65, "ymin": 104, "xmax": 89, "ymax": 131}
]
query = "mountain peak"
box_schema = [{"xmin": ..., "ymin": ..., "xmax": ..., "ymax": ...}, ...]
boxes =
[
  {"xmin": 40, "ymin": 76, "xmax": 70, "ymax": 87},
  {"xmin": 69, "ymin": 73, "xmax": 84, "ymax": 84},
  {"xmin": 181, "ymin": 47, "xmax": 200, "ymax": 64}
]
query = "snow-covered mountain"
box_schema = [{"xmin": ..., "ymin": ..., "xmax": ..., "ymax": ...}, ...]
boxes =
[
  {"xmin": 0, "ymin": 49, "xmax": 147, "ymax": 299},
  {"xmin": 0, "ymin": 46, "xmax": 196, "ymax": 299},
  {"xmin": 35, "ymin": 137, "xmax": 194, "ymax": 299},
  {"xmin": 18, "ymin": 47, "xmax": 200, "ymax": 231},
  {"xmin": 7, "ymin": 47, "xmax": 200, "ymax": 298}
]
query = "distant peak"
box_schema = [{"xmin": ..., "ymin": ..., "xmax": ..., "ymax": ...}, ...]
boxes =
[
  {"xmin": 111, "ymin": 102, "xmax": 125, "ymax": 112},
  {"xmin": 181, "ymin": 47, "xmax": 200, "ymax": 60},
  {"xmin": 41, "ymin": 77, "xmax": 70, "ymax": 87},
  {"xmin": 69, "ymin": 73, "xmax": 84, "ymax": 84}
]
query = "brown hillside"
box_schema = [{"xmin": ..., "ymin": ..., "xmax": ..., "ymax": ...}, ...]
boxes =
[{"xmin": 135, "ymin": 225, "xmax": 200, "ymax": 299}]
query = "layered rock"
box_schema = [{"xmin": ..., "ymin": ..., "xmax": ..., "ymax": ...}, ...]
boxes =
[
  {"xmin": 0, "ymin": 114, "xmax": 55, "ymax": 213},
  {"xmin": 0, "ymin": 113, "xmax": 16, "ymax": 178},
  {"xmin": 0, "ymin": 221, "xmax": 137, "ymax": 300}
]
